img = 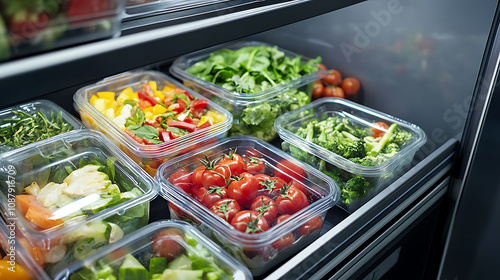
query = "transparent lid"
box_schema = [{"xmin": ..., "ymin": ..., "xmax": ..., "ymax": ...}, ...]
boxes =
[
  {"xmin": 156, "ymin": 135, "xmax": 339, "ymax": 247},
  {"xmin": 170, "ymin": 40, "xmax": 325, "ymax": 106},
  {"xmin": 0, "ymin": 100, "xmax": 84, "ymax": 153},
  {"xmin": 73, "ymin": 70, "xmax": 233, "ymax": 159},
  {"xmin": 0, "ymin": 129, "xmax": 157, "ymax": 244},
  {"xmin": 57, "ymin": 220, "xmax": 253, "ymax": 280},
  {"xmin": 274, "ymin": 97, "xmax": 427, "ymax": 177}
]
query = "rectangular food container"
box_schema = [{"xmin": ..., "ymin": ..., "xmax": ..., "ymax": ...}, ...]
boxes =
[
  {"xmin": 125, "ymin": 0, "xmax": 227, "ymax": 19},
  {"xmin": 0, "ymin": 0, "xmax": 126, "ymax": 62},
  {"xmin": 156, "ymin": 136, "xmax": 339, "ymax": 276},
  {"xmin": 170, "ymin": 40, "xmax": 324, "ymax": 142},
  {"xmin": 0, "ymin": 99, "xmax": 84, "ymax": 153},
  {"xmin": 0, "ymin": 220, "xmax": 40, "ymax": 280},
  {"xmin": 274, "ymin": 97, "xmax": 427, "ymax": 213},
  {"xmin": 0, "ymin": 129, "xmax": 157, "ymax": 279},
  {"xmin": 74, "ymin": 70, "xmax": 232, "ymax": 177},
  {"xmin": 56, "ymin": 220, "xmax": 253, "ymax": 280}
]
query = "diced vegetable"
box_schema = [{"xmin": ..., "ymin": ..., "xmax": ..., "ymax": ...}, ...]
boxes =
[{"xmin": 119, "ymin": 254, "xmax": 149, "ymax": 280}]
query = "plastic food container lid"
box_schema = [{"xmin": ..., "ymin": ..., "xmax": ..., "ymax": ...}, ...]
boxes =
[
  {"xmin": 0, "ymin": 100, "xmax": 84, "ymax": 153},
  {"xmin": 170, "ymin": 40, "xmax": 324, "ymax": 106},
  {"xmin": 156, "ymin": 135, "xmax": 339, "ymax": 247},
  {"xmin": 56, "ymin": 220, "xmax": 253, "ymax": 280},
  {"xmin": 73, "ymin": 70, "xmax": 233, "ymax": 159},
  {"xmin": 274, "ymin": 97, "xmax": 427, "ymax": 177},
  {"xmin": 0, "ymin": 129, "xmax": 158, "ymax": 245}
]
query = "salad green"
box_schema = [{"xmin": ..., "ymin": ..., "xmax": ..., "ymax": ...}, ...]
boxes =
[
  {"xmin": 185, "ymin": 44, "xmax": 321, "ymax": 141},
  {"xmin": 287, "ymin": 116, "xmax": 413, "ymax": 205}
]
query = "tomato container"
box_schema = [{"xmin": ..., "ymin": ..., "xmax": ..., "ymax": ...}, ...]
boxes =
[
  {"xmin": 170, "ymin": 40, "xmax": 325, "ymax": 142},
  {"xmin": 156, "ymin": 136, "xmax": 339, "ymax": 276},
  {"xmin": 0, "ymin": 99, "xmax": 84, "ymax": 153},
  {"xmin": 0, "ymin": 0, "xmax": 126, "ymax": 61},
  {"xmin": 0, "ymin": 129, "xmax": 157, "ymax": 279},
  {"xmin": 55, "ymin": 220, "xmax": 253, "ymax": 280},
  {"xmin": 73, "ymin": 70, "xmax": 233, "ymax": 177},
  {"xmin": 274, "ymin": 97, "xmax": 427, "ymax": 213}
]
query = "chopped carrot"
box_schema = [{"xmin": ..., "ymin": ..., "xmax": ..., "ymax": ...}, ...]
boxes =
[{"xmin": 15, "ymin": 195, "xmax": 39, "ymax": 215}]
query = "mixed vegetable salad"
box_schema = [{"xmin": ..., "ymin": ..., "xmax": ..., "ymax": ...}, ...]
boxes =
[
  {"xmin": 167, "ymin": 149, "xmax": 324, "ymax": 253},
  {"xmin": 183, "ymin": 44, "xmax": 321, "ymax": 141},
  {"xmin": 71, "ymin": 229, "xmax": 232, "ymax": 280},
  {"xmin": 90, "ymin": 80, "xmax": 226, "ymax": 145},
  {"xmin": 14, "ymin": 156, "xmax": 149, "ymax": 277},
  {"xmin": 287, "ymin": 116, "xmax": 413, "ymax": 205}
]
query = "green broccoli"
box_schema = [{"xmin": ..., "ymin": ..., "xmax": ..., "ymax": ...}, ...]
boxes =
[{"xmin": 341, "ymin": 176, "xmax": 372, "ymax": 205}]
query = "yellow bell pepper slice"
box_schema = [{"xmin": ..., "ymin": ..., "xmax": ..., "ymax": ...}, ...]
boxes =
[
  {"xmin": 89, "ymin": 95, "xmax": 99, "ymax": 106},
  {"xmin": 97, "ymin": 91, "xmax": 115, "ymax": 100},
  {"xmin": 198, "ymin": 115, "xmax": 213, "ymax": 127},
  {"xmin": 206, "ymin": 111, "xmax": 226, "ymax": 124},
  {"xmin": 152, "ymin": 104, "xmax": 167, "ymax": 115},
  {"xmin": 148, "ymin": 81, "xmax": 157, "ymax": 92}
]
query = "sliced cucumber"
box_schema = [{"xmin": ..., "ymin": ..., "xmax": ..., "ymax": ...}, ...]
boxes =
[{"xmin": 119, "ymin": 254, "xmax": 149, "ymax": 280}]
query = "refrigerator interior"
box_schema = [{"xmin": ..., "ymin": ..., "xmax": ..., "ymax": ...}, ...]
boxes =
[{"xmin": 1, "ymin": 0, "xmax": 499, "ymax": 279}]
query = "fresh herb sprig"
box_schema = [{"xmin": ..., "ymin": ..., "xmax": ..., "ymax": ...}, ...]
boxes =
[{"xmin": 0, "ymin": 110, "xmax": 73, "ymax": 148}]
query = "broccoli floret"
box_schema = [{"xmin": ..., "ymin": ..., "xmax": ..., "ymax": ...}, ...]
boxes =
[
  {"xmin": 324, "ymin": 130, "xmax": 365, "ymax": 159},
  {"xmin": 381, "ymin": 143, "xmax": 400, "ymax": 158},
  {"xmin": 341, "ymin": 118, "xmax": 368, "ymax": 138},
  {"xmin": 341, "ymin": 176, "xmax": 372, "ymax": 205},
  {"xmin": 391, "ymin": 128, "xmax": 413, "ymax": 147},
  {"xmin": 349, "ymin": 156, "xmax": 384, "ymax": 166},
  {"xmin": 367, "ymin": 123, "xmax": 398, "ymax": 156}
]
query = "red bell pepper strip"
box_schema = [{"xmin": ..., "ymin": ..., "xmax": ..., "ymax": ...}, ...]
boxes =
[
  {"xmin": 138, "ymin": 91, "xmax": 158, "ymax": 105},
  {"xmin": 167, "ymin": 120, "xmax": 197, "ymax": 133},
  {"xmin": 159, "ymin": 131, "xmax": 171, "ymax": 142},
  {"xmin": 190, "ymin": 99, "xmax": 209, "ymax": 117},
  {"xmin": 196, "ymin": 121, "xmax": 212, "ymax": 131},
  {"xmin": 171, "ymin": 98, "xmax": 187, "ymax": 114}
]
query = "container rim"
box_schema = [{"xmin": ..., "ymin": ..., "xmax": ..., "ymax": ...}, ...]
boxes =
[
  {"xmin": 54, "ymin": 220, "xmax": 253, "ymax": 280},
  {"xmin": 169, "ymin": 40, "xmax": 325, "ymax": 106},
  {"xmin": 0, "ymin": 129, "xmax": 158, "ymax": 243},
  {"xmin": 73, "ymin": 70, "xmax": 233, "ymax": 158},
  {"xmin": 155, "ymin": 135, "xmax": 339, "ymax": 247},
  {"xmin": 274, "ymin": 97, "xmax": 428, "ymax": 177}
]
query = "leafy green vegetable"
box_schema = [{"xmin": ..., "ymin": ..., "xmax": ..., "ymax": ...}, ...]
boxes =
[
  {"xmin": 0, "ymin": 110, "xmax": 73, "ymax": 149},
  {"xmin": 128, "ymin": 126, "xmax": 163, "ymax": 144},
  {"xmin": 125, "ymin": 106, "xmax": 145, "ymax": 130}
]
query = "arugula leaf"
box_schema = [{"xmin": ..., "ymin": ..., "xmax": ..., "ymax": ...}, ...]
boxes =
[
  {"xmin": 129, "ymin": 125, "xmax": 159, "ymax": 140},
  {"xmin": 125, "ymin": 107, "xmax": 145, "ymax": 130}
]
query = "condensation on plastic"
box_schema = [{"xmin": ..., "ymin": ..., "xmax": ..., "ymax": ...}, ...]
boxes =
[
  {"xmin": 0, "ymin": 130, "xmax": 158, "ymax": 279},
  {"xmin": 56, "ymin": 220, "xmax": 253, "ymax": 280},
  {"xmin": 73, "ymin": 70, "xmax": 233, "ymax": 176},
  {"xmin": 156, "ymin": 136, "xmax": 339, "ymax": 276}
]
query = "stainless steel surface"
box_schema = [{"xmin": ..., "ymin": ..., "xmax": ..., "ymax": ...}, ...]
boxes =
[{"xmin": 335, "ymin": 179, "xmax": 449, "ymax": 280}]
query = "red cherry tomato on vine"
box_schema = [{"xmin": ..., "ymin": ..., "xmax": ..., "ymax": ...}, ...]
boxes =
[
  {"xmin": 274, "ymin": 159, "xmax": 305, "ymax": 184},
  {"xmin": 296, "ymin": 215, "xmax": 323, "ymax": 236},
  {"xmin": 312, "ymin": 81, "xmax": 324, "ymax": 100},
  {"xmin": 271, "ymin": 214, "xmax": 295, "ymax": 250},
  {"xmin": 275, "ymin": 184, "xmax": 310, "ymax": 215},
  {"xmin": 168, "ymin": 170, "xmax": 192, "ymax": 194},
  {"xmin": 245, "ymin": 156, "xmax": 265, "ymax": 175},
  {"xmin": 218, "ymin": 149, "xmax": 246, "ymax": 176},
  {"xmin": 210, "ymin": 198, "xmax": 241, "ymax": 223},
  {"xmin": 323, "ymin": 69, "xmax": 342, "ymax": 86},
  {"xmin": 227, "ymin": 172, "xmax": 258, "ymax": 207},
  {"xmin": 250, "ymin": 195, "xmax": 278, "ymax": 224},
  {"xmin": 231, "ymin": 210, "xmax": 269, "ymax": 234},
  {"xmin": 196, "ymin": 186, "xmax": 228, "ymax": 208}
]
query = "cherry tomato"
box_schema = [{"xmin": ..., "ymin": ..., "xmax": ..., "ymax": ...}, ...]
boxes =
[
  {"xmin": 190, "ymin": 99, "xmax": 209, "ymax": 117},
  {"xmin": 227, "ymin": 172, "xmax": 258, "ymax": 207},
  {"xmin": 231, "ymin": 210, "xmax": 269, "ymax": 234},
  {"xmin": 218, "ymin": 149, "xmax": 246, "ymax": 176},
  {"xmin": 288, "ymin": 179, "xmax": 310, "ymax": 198},
  {"xmin": 271, "ymin": 214, "xmax": 295, "ymax": 250},
  {"xmin": 194, "ymin": 155, "xmax": 231, "ymax": 189},
  {"xmin": 250, "ymin": 195, "xmax": 278, "ymax": 224},
  {"xmin": 168, "ymin": 170, "xmax": 192, "ymax": 194},
  {"xmin": 341, "ymin": 77, "xmax": 361, "ymax": 95},
  {"xmin": 196, "ymin": 186, "xmax": 228, "ymax": 208},
  {"xmin": 254, "ymin": 174, "xmax": 271, "ymax": 185},
  {"xmin": 322, "ymin": 86, "xmax": 345, "ymax": 98},
  {"xmin": 245, "ymin": 156, "xmax": 265, "ymax": 175},
  {"xmin": 312, "ymin": 81, "xmax": 324, "ymax": 100},
  {"xmin": 191, "ymin": 166, "xmax": 207, "ymax": 195},
  {"xmin": 296, "ymin": 215, "xmax": 323, "ymax": 236},
  {"xmin": 274, "ymin": 159, "xmax": 306, "ymax": 184},
  {"xmin": 372, "ymin": 121, "xmax": 389, "ymax": 138},
  {"xmin": 152, "ymin": 228, "xmax": 185, "ymax": 261},
  {"xmin": 323, "ymin": 69, "xmax": 342, "ymax": 86},
  {"xmin": 275, "ymin": 184, "xmax": 310, "ymax": 215},
  {"xmin": 210, "ymin": 198, "xmax": 241, "ymax": 223}
]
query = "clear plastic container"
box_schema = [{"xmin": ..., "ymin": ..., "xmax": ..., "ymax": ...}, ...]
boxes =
[
  {"xmin": 0, "ymin": 0, "xmax": 126, "ymax": 61},
  {"xmin": 156, "ymin": 136, "xmax": 339, "ymax": 276},
  {"xmin": 0, "ymin": 129, "xmax": 157, "ymax": 279},
  {"xmin": 57, "ymin": 220, "xmax": 253, "ymax": 280},
  {"xmin": 74, "ymin": 70, "xmax": 232, "ymax": 176},
  {"xmin": 0, "ymin": 220, "xmax": 41, "ymax": 280},
  {"xmin": 125, "ymin": 0, "xmax": 227, "ymax": 19},
  {"xmin": 170, "ymin": 40, "xmax": 324, "ymax": 142},
  {"xmin": 275, "ymin": 97, "xmax": 427, "ymax": 212},
  {"xmin": 0, "ymin": 99, "xmax": 84, "ymax": 153}
]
